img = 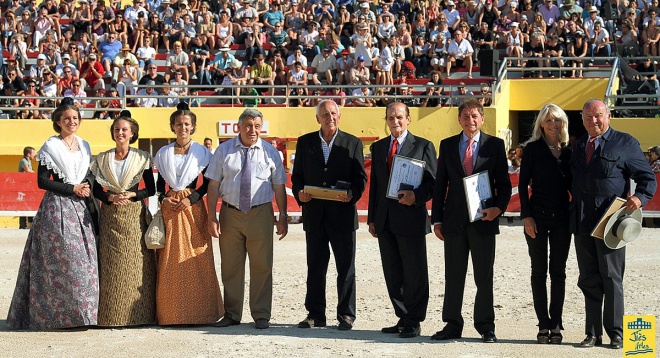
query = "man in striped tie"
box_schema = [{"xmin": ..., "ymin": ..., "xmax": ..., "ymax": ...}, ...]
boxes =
[{"xmin": 430, "ymin": 99, "xmax": 511, "ymax": 344}]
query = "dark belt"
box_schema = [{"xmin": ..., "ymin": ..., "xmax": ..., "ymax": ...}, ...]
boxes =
[{"xmin": 223, "ymin": 202, "xmax": 268, "ymax": 212}]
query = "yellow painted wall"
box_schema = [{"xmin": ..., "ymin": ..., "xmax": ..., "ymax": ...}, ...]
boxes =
[{"xmin": 508, "ymin": 78, "xmax": 611, "ymax": 111}]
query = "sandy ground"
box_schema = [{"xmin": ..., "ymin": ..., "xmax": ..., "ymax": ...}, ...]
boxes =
[{"xmin": 0, "ymin": 221, "xmax": 658, "ymax": 358}]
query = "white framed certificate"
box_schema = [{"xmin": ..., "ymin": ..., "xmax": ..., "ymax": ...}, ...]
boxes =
[
  {"xmin": 386, "ymin": 155, "xmax": 426, "ymax": 199},
  {"xmin": 463, "ymin": 171, "xmax": 493, "ymax": 222}
]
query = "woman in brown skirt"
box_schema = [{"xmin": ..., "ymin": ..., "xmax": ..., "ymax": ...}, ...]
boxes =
[
  {"xmin": 91, "ymin": 116, "xmax": 157, "ymax": 326},
  {"xmin": 152, "ymin": 103, "xmax": 224, "ymax": 325}
]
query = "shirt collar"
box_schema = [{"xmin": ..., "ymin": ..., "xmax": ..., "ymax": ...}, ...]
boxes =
[
  {"xmin": 318, "ymin": 129, "xmax": 339, "ymax": 145},
  {"xmin": 462, "ymin": 131, "xmax": 481, "ymax": 143},
  {"xmin": 390, "ymin": 130, "xmax": 408, "ymax": 146},
  {"xmin": 234, "ymin": 136, "xmax": 262, "ymax": 149}
]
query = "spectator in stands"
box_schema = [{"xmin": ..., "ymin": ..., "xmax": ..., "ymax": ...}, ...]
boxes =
[
  {"xmin": 57, "ymin": 66, "xmax": 76, "ymax": 96},
  {"xmin": 523, "ymin": 33, "xmax": 545, "ymax": 77},
  {"xmin": 267, "ymin": 49, "xmax": 286, "ymax": 86},
  {"xmin": 215, "ymin": 10, "xmax": 234, "ymax": 48},
  {"xmin": 299, "ymin": 20, "xmax": 321, "ymax": 58},
  {"xmin": 7, "ymin": 0, "xmax": 22, "ymax": 16},
  {"xmin": 96, "ymin": 0, "xmax": 115, "ymax": 22},
  {"xmin": 289, "ymin": 86, "xmax": 308, "ymax": 107},
  {"xmin": 539, "ymin": 0, "xmax": 560, "ymax": 27},
  {"xmin": 445, "ymin": 29, "xmax": 473, "ymax": 78},
  {"xmin": 221, "ymin": 58, "xmax": 248, "ymax": 103},
  {"xmin": 350, "ymin": 55, "xmax": 370, "ymax": 84},
  {"xmin": 2, "ymin": 10, "xmax": 17, "ymax": 50},
  {"xmin": 412, "ymin": 35, "xmax": 430, "ymax": 77},
  {"xmin": 181, "ymin": 13, "xmax": 197, "ymax": 49},
  {"xmin": 33, "ymin": 6, "xmax": 56, "ymax": 52},
  {"xmin": 125, "ymin": 0, "xmax": 149, "ymax": 26},
  {"xmin": 158, "ymin": 86, "xmax": 180, "ymax": 107},
  {"xmin": 0, "ymin": 84, "xmax": 19, "ymax": 118},
  {"xmin": 268, "ymin": 21, "xmax": 289, "ymax": 59},
  {"xmin": 166, "ymin": 40, "xmax": 190, "ymax": 82},
  {"xmin": 391, "ymin": 0, "xmax": 410, "ymax": 16},
  {"xmin": 211, "ymin": 44, "xmax": 234, "ymax": 84},
  {"xmin": 567, "ymin": 30, "xmax": 588, "ymax": 77},
  {"xmin": 352, "ymin": 22, "xmax": 373, "ymax": 67},
  {"xmin": 351, "ymin": 80, "xmax": 375, "ymax": 107},
  {"xmin": 443, "ymin": 1, "xmax": 461, "ymax": 32},
  {"xmin": 244, "ymin": 22, "xmax": 265, "ymax": 64},
  {"xmin": 589, "ymin": 20, "xmax": 611, "ymax": 60},
  {"xmin": 583, "ymin": 6, "xmax": 603, "ymax": 42},
  {"xmin": 9, "ymin": 33, "xmax": 27, "ymax": 71},
  {"xmin": 39, "ymin": 70, "xmax": 58, "ymax": 98},
  {"xmin": 310, "ymin": 46, "xmax": 337, "ymax": 85},
  {"xmin": 649, "ymin": 146, "xmax": 660, "ymax": 173},
  {"xmin": 636, "ymin": 58, "xmax": 660, "ymax": 105},
  {"xmin": 641, "ymin": 17, "xmax": 659, "ymax": 56},
  {"xmin": 263, "ymin": 2, "xmax": 284, "ymax": 34},
  {"xmin": 117, "ymin": 58, "xmax": 139, "ymax": 97},
  {"xmin": 286, "ymin": 47, "xmax": 307, "ymax": 67},
  {"xmin": 547, "ymin": 17, "xmax": 569, "ymax": 45},
  {"xmin": 99, "ymin": 32, "xmax": 122, "ymax": 76},
  {"xmin": 169, "ymin": 70, "xmax": 189, "ymax": 95},
  {"xmin": 473, "ymin": 22, "xmax": 493, "ymax": 65},
  {"xmin": 285, "ymin": 0, "xmax": 304, "ymax": 42},
  {"xmin": 163, "ymin": 11, "xmax": 184, "ymax": 52},
  {"xmin": 56, "ymin": 54, "xmax": 78, "ymax": 78},
  {"xmin": 112, "ymin": 44, "xmax": 139, "ymax": 80},
  {"xmin": 1, "ymin": 55, "xmax": 23, "ymax": 82},
  {"xmin": 63, "ymin": 79, "xmax": 88, "ymax": 107},
  {"xmin": 544, "ymin": 34, "xmax": 564, "ymax": 77},
  {"xmin": 616, "ymin": 20, "xmax": 639, "ymax": 57},
  {"xmin": 21, "ymin": 79, "xmax": 40, "ymax": 117},
  {"xmin": 135, "ymin": 80, "xmax": 158, "ymax": 107},
  {"xmin": 325, "ymin": 85, "xmax": 347, "ymax": 107},
  {"xmin": 196, "ymin": 12, "xmax": 215, "ymax": 51},
  {"xmin": 478, "ymin": 0, "xmax": 500, "ymax": 29},
  {"xmin": 336, "ymin": 49, "xmax": 353, "ymax": 85},
  {"xmin": 358, "ymin": 2, "xmax": 377, "ymax": 31},
  {"xmin": 29, "ymin": 54, "xmax": 48, "ymax": 85},
  {"xmin": 240, "ymin": 84, "xmax": 259, "ymax": 107},
  {"xmin": 452, "ymin": 82, "xmax": 468, "ymax": 106},
  {"xmin": 249, "ymin": 53, "xmax": 276, "ymax": 104},
  {"xmin": 80, "ymin": 53, "xmax": 105, "ymax": 91},
  {"xmin": 136, "ymin": 37, "xmax": 156, "ymax": 69},
  {"xmin": 560, "ymin": 0, "xmax": 583, "ymax": 19},
  {"xmin": 641, "ymin": 7, "xmax": 660, "ymax": 28},
  {"xmin": 71, "ymin": 0, "xmax": 93, "ymax": 39},
  {"xmin": 420, "ymin": 81, "xmax": 443, "ymax": 107},
  {"xmin": 377, "ymin": 13, "xmax": 396, "ymax": 40},
  {"xmin": 286, "ymin": 60, "xmax": 308, "ymax": 105},
  {"xmin": 478, "ymin": 84, "xmax": 492, "ymax": 106}
]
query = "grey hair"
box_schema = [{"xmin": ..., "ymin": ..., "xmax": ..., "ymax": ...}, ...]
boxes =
[
  {"xmin": 525, "ymin": 103, "xmax": 569, "ymax": 146},
  {"xmin": 315, "ymin": 99, "xmax": 341, "ymax": 117},
  {"xmin": 582, "ymin": 98, "xmax": 610, "ymax": 116},
  {"xmin": 238, "ymin": 108, "xmax": 264, "ymax": 124}
]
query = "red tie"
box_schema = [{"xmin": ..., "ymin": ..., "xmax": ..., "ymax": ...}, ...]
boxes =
[
  {"xmin": 463, "ymin": 138, "xmax": 474, "ymax": 176},
  {"xmin": 585, "ymin": 137, "xmax": 596, "ymax": 165},
  {"xmin": 388, "ymin": 139, "xmax": 398, "ymax": 171}
]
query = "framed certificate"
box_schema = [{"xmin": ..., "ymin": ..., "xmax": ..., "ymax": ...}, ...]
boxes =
[
  {"xmin": 463, "ymin": 171, "xmax": 493, "ymax": 222},
  {"xmin": 303, "ymin": 185, "xmax": 348, "ymax": 201},
  {"xmin": 386, "ymin": 155, "xmax": 426, "ymax": 199}
]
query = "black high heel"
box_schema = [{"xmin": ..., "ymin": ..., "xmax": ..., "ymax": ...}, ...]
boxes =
[
  {"xmin": 537, "ymin": 331, "xmax": 550, "ymax": 344},
  {"xmin": 550, "ymin": 332, "xmax": 563, "ymax": 344}
]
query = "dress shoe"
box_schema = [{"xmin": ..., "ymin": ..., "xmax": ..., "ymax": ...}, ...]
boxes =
[
  {"xmin": 482, "ymin": 331, "xmax": 498, "ymax": 343},
  {"xmin": 298, "ymin": 315, "xmax": 326, "ymax": 328},
  {"xmin": 610, "ymin": 336, "xmax": 623, "ymax": 349},
  {"xmin": 337, "ymin": 315, "xmax": 354, "ymax": 331},
  {"xmin": 430, "ymin": 329, "xmax": 462, "ymax": 341},
  {"xmin": 214, "ymin": 316, "xmax": 240, "ymax": 327},
  {"xmin": 399, "ymin": 324, "xmax": 421, "ymax": 338},
  {"xmin": 381, "ymin": 319, "xmax": 404, "ymax": 334},
  {"xmin": 580, "ymin": 335, "xmax": 602, "ymax": 348},
  {"xmin": 254, "ymin": 318, "xmax": 269, "ymax": 329},
  {"xmin": 549, "ymin": 332, "xmax": 563, "ymax": 344}
]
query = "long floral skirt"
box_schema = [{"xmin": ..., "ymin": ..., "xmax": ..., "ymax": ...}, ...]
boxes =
[
  {"xmin": 7, "ymin": 191, "xmax": 99, "ymax": 330},
  {"xmin": 156, "ymin": 189, "xmax": 223, "ymax": 325},
  {"xmin": 97, "ymin": 200, "xmax": 157, "ymax": 326}
]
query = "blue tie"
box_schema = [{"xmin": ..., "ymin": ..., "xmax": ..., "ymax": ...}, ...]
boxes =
[{"xmin": 239, "ymin": 148, "xmax": 252, "ymax": 213}]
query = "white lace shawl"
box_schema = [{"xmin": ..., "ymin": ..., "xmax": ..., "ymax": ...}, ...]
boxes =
[
  {"xmin": 153, "ymin": 141, "xmax": 211, "ymax": 191},
  {"xmin": 36, "ymin": 135, "xmax": 91, "ymax": 185}
]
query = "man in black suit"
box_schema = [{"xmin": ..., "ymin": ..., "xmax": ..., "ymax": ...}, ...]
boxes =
[
  {"xmin": 291, "ymin": 100, "xmax": 367, "ymax": 331},
  {"xmin": 571, "ymin": 99, "xmax": 657, "ymax": 349},
  {"xmin": 367, "ymin": 102, "xmax": 437, "ymax": 338},
  {"xmin": 431, "ymin": 99, "xmax": 511, "ymax": 343}
]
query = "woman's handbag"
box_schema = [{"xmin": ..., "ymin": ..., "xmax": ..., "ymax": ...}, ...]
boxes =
[{"xmin": 144, "ymin": 209, "xmax": 166, "ymax": 249}]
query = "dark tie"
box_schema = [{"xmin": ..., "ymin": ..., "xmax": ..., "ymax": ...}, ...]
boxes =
[
  {"xmin": 239, "ymin": 147, "xmax": 251, "ymax": 213},
  {"xmin": 585, "ymin": 137, "xmax": 596, "ymax": 165},
  {"xmin": 463, "ymin": 138, "xmax": 474, "ymax": 176},
  {"xmin": 387, "ymin": 139, "xmax": 398, "ymax": 171}
]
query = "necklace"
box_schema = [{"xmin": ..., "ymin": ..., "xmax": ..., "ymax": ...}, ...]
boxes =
[
  {"xmin": 175, "ymin": 139, "xmax": 192, "ymax": 149},
  {"xmin": 59, "ymin": 135, "xmax": 76, "ymax": 151},
  {"xmin": 115, "ymin": 148, "xmax": 129, "ymax": 160}
]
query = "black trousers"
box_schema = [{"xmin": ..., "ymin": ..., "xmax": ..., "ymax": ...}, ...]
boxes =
[
  {"xmin": 574, "ymin": 234, "xmax": 625, "ymax": 338},
  {"xmin": 525, "ymin": 210, "xmax": 571, "ymax": 330},
  {"xmin": 443, "ymin": 224, "xmax": 496, "ymax": 334},
  {"xmin": 377, "ymin": 223, "xmax": 429, "ymax": 325},
  {"xmin": 304, "ymin": 223, "xmax": 356, "ymax": 322}
]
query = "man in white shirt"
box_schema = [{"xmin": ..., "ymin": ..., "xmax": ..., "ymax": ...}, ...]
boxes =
[
  {"xmin": 589, "ymin": 21, "xmax": 610, "ymax": 59},
  {"xmin": 582, "ymin": 6, "xmax": 603, "ymax": 40},
  {"xmin": 124, "ymin": 0, "xmax": 149, "ymax": 25},
  {"xmin": 442, "ymin": 1, "xmax": 461, "ymax": 31},
  {"xmin": 55, "ymin": 54, "xmax": 79, "ymax": 78},
  {"xmin": 310, "ymin": 47, "xmax": 337, "ymax": 85},
  {"xmin": 286, "ymin": 47, "xmax": 308, "ymax": 67},
  {"xmin": 206, "ymin": 108, "xmax": 288, "ymax": 330},
  {"xmin": 157, "ymin": 86, "xmax": 179, "ymax": 107},
  {"xmin": 446, "ymin": 30, "xmax": 474, "ymax": 78},
  {"xmin": 135, "ymin": 80, "xmax": 158, "ymax": 107}
]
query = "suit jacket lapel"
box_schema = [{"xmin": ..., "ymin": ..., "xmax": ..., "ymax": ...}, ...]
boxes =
[
  {"xmin": 450, "ymin": 133, "xmax": 464, "ymax": 175},
  {"xmin": 398, "ymin": 133, "xmax": 415, "ymax": 158},
  {"xmin": 474, "ymin": 132, "xmax": 489, "ymax": 173},
  {"xmin": 326, "ymin": 130, "xmax": 345, "ymax": 167}
]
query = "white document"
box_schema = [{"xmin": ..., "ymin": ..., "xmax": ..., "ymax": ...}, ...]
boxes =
[
  {"xmin": 386, "ymin": 155, "xmax": 426, "ymax": 199},
  {"xmin": 463, "ymin": 171, "xmax": 493, "ymax": 222}
]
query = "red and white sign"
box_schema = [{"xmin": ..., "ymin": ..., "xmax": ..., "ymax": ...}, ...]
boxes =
[{"xmin": 217, "ymin": 120, "xmax": 270, "ymax": 137}]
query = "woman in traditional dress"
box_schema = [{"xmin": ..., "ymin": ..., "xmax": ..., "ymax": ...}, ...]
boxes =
[
  {"xmin": 91, "ymin": 117, "xmax": 157, "ymax": 327},
  {"xmin": 7, "ymin": 102, "xmax": 99, "ymax": 330},
  {"xmin": 152, "ymin": 103, "xmax": 223, "ymax": 325}
]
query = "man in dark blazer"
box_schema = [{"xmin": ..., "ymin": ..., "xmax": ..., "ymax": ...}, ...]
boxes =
[
  {"xmin": 431, "ymin": 99, "xmax": 511, "ymax": 343},
  {"xmin": 291, "ymin": 100, "xmax": 367, "ymax": 331},
  {"xmin": 570, "ymin": 99, "xmax": 657, "ymax": 349},
  {"xmin": 367, "ymin": 102, "xmax": 437, "ymax": 338}
]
